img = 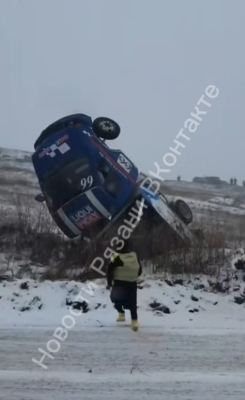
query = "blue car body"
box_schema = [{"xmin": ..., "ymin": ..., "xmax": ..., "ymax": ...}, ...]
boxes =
[
  {"xmin": 32, "ymin": 114, "xmax": 139, "ymax": 238},
  {"xmin": 32, "ymin": 113, "xmax": 195, "ymax": 247}
]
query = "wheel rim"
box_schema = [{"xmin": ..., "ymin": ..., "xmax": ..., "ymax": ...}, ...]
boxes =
[{"xmin": 99, "ymin": 121, "xmax": 115, "ymax": 132}]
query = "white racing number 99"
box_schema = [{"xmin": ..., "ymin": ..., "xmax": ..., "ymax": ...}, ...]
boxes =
[{"xmin": 81, "ymin": 175, "xmax": 93, "ymax": 190}]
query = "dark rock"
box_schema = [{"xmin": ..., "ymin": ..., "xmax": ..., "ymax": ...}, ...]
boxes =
[
  {"xmin": 66, "ymin": 298, "xmax": 89, "ymax": 313},
  {"xmin": 194, "ymin": 284, "xmax": 205, "ymax": 290},
  {"xmin": 149, "ymin": 301, "xmax": 161, "ymax": 309},
  {"xmin": 191, "ymin": 295, "xmax": 199, "ymax": 302},
  {"xmin": 234, "ymin": 259, "xmax": 245, "ymax": 271},
  {"xmin": 20, "ymin": 282, "xmax": 29, "ymax": 290},
  {"xmin": 74, "ymin": 301, "xmax": 89, "ymax": 312},
  {"xmin": 174, "ymin": 300, "xmax": 181, "ymax": 304},
  {"xmin": 173, "ymin": 279, "xmax": 184, "ymax": 286},
  {"xmin": 213, "ymin": 302, "xmax": 218, "ymax": 305},
  {"xmin": 149, "ymin": 301, "xmax": 171, "ymax": 314},
  {"xmin": 165, "ymin": 279, "xmax": 174, "ymax": 287},
  {"xmin": 160, "ymin": 306, "xmax": 170, "ymax": 314},
  {"xmin": 95, "ymin": 303, "xmax": 101, "ymax": 310},
  {"xmin": 189, "ymin": 309, "xmax": 195, "ymax": 313},
  {"xmin": 20, "ymin": 306, "xmax": 30, "ymax": 312},
  {"xmin": 234, "ymin": 295, "xmax": 245, "ymax": 305}
]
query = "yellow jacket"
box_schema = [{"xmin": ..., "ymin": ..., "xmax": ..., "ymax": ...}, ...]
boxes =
[{"xmin": 107, "ymin": 251, "xmax": 142, "ymax": 285}]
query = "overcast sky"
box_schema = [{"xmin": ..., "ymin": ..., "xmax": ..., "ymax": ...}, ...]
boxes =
[{"xmin": 0, "ymin": 0, "xmax": 244, "ymax": 182}]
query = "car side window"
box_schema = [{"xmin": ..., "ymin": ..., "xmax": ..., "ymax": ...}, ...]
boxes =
[{"xmin": 97, "ymin": 160, "xmax": 122, "ymax": 197}]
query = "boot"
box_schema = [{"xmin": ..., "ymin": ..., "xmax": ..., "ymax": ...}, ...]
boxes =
[
  {"xmin": 131, "ymin": 319, "xmax": 139, "ymax": 331},
  {"xmin": 117, "ymin": 313, "xmax": 125, "ymax": 322}
]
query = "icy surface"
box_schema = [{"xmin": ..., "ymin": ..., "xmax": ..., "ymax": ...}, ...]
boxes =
[
  {"xmin": 1, "ymin": 328, "xmax": 245, "ymax": 399},
  {"xmin": 1, "ymin": 274, "xmax": 245, "ymax": 399}
]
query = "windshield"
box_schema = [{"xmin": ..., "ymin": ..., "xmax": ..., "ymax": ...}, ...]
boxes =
[{"xmin": 43, "ymin": 158, "xmax": 93, "ymax": 211}]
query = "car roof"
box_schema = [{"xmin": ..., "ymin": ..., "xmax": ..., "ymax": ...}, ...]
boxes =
[
  {"xmin": 34, "ymin": 113, "xmax": 93, "ymax": 150},
  {"xmin": 41, "ymin": 113, "xmax": 92, "ymax": 133}
]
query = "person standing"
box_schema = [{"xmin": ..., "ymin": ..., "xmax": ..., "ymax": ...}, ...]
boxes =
[{"xmin": 106, "ymin": 239, "xmax": 142, "ymax": 331}]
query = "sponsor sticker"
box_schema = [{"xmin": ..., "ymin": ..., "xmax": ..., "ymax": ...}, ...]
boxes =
[{"xmin": 70, "ymin": 205, "xmax": 101, "ymax": 230}]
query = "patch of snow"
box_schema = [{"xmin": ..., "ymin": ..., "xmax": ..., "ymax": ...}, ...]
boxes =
[
  {"xmin": 209, "ymin": 196, "xmax": 235, "ymax": 206},
  {"xmin": 173, "ymin": 196, "xmax": 245, "ymax": 216},
  {"xmin": 1, "ymin": 259, "xmax": 245, "ymax": 331}
]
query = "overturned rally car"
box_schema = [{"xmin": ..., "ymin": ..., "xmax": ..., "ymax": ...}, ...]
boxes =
[{"xmin": 32, "ymin": 113, "xmax": 195, "ymax": 252}]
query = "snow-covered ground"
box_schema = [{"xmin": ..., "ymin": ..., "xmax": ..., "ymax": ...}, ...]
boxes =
[
  {"xmin": 1, "ymin": 274, "xmax": 245, "ymax": 329},
  {"xmin": 1, "ymin": 147, "xmax": 245, "ymax": 398},
  {"xmin": 1, "ymin": 328, "xmax": 245, "ymax": 399},
  {"xmin": 1, "ymin": 256, "xmax": 245, "ymax": 399}
]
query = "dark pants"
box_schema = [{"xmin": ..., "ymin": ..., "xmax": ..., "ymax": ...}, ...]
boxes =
[{"xmin": 110, "ymin": 281, "xmax": 138, "ymax": 320}]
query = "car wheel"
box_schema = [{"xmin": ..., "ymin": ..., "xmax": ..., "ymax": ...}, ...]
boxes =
[
  {"xmin": 174, "ymin": 199, "xmax": 193, "ymax": 225},
  {"xmin": 92, "ymin": 117, "xmax": 120, "ymax": 140}
]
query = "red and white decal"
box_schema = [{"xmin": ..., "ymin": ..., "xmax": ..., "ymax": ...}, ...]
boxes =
[{"xmin": 39, "ymin": 135, "xmax": 70, "ymax": 158}]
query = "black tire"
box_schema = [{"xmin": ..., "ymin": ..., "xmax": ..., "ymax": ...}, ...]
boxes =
[
  {"xmin": 174, "ymin": 199, "xmax": 193, "ymax": 225},
  {"xmin": 92, "ymin": 117, "xmax": 120, "ymax": 140}
]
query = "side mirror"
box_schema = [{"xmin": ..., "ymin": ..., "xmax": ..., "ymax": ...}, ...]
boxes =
[{"xmin": 35, "ymin": 193, "xmax": 45, "ymax": 202}]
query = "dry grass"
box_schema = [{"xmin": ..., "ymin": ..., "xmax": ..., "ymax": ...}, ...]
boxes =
[{"xmin": 0, "ymin": 194, "xmax": 243, "ymax": 281}]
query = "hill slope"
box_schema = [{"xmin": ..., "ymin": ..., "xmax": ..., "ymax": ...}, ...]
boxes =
[{"xmin": 0, "ymin": 146, "xmax": 245, "ymax": 233}]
